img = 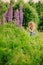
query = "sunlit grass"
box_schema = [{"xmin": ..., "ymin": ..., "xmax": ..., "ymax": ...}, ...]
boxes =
[{"xmin": 38, "ymin": 32, "xmax": 43, "ymax": 40}]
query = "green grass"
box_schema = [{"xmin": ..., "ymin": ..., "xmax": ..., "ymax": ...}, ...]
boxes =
[
  {"xmin": 38, "ymin": 32, "xmax": 43, "ymax": 40},
  {"xmin": 0, "ymin": 22, "xmax": 43, "ymax": 65}
]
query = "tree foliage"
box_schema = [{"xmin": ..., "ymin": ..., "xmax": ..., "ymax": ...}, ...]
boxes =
[
  {"xmin": 36, "ymin": 1, "xmax": 43, "ymax": 30},
  {"xmin": 0, "ymin": 2, "xmax": 9, "ymax": 19},
  {"xmin": 13, "ymin": 2, "xmax": 39, "ymax": 28}
]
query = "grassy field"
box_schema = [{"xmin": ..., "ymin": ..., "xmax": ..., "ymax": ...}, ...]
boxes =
[{"xmin": 38, "ymin": 32, "xmax": 43, "ymax": 40}]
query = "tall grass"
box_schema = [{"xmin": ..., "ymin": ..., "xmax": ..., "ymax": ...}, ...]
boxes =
[{"xmin": 0, "ymin": 22, "xmax": 43, "ymax": 65}]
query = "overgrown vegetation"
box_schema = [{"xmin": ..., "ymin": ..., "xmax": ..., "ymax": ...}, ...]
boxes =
[
  {"xmin": 36, "ymin": 1, "xmax": 43, "ymax": 31},
  {"xmin": 0, "ymin": 1, "xmax": 43, "ymax": 65},
  {"xmin": 13, "ymin": 1, "xmax": 39, "ymax": 28},
  {"xmin": 0, "ymin": 2, "xmax": 9, "ymax": 19},
  {"xmin": 0, "ymin": 22, "xmax": 43, "ymax": 65},
  {"xmin": 0, "ymin": 1, "xmax": 43, "ymax": 30}
]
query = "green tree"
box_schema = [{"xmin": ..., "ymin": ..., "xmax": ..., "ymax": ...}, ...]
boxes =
[
  {"xmin": 0, "ymin": 2, "xmax": 9, "ymax": 19},
  {"xmin": 36, "ymin": 1, "xmax": 43, "ymax": 30},
  {"xmin": 28, "ymin": 0, "xmax": 36, "ymax": 8},
  {"xmin": 13, "ymin": 2, "xmax": 39, "ymax": 28}
]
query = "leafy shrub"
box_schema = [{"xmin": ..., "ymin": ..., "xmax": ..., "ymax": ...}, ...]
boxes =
[
  {"xmin": 13, "ymin": 2, "xmax": 39, "ymax": 28},
  {"xmin": 36, "ymin": 1, "xmax": 43, "ymax": 31},
  {"xmin": 0, "ymin": 2, "xmax": 9, "ymax": 19},
  {"xmin": 0, "ymin": 22, "xmax": 43, "ymax": 65},
  {"xmin": 23, "ymin": 3, "xmax": 39, "ymax": 28},
  {"xmin": 38, "ymin": 16, "xmax": 43, "ymax": 31}
]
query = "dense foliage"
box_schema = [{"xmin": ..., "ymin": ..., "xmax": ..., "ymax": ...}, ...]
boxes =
[
  {"xmin": 0, "ymin": 1, "xmax": 43, "ymax": 65},
  {"xmin": 28, "ymin": 1, "xmax": 43, "ymax": 30},
  {"xmin": 13, "ymin": 2, "xmax": 39, "ymax": 28},
  {"xmin": 0, "ymin": 2, "xmax": 9, "ymax": 19},
  {"xmin": 36, "ymin": 1, "xmax": 43, "ymax": 31},
  {"xmin": 0, "ymin": 1, "xmax": 43, "ymax": 30},
  {"xmin": 23, "ymin": 3, "xmax": 39, "ymax": 28},
  {"xmin": 0, "ymin": 22, "xmax": 43, "ymax": 65}
]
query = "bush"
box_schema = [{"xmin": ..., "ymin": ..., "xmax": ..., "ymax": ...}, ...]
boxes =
[
  {"xmin": 0, "ymin": 2, "xmax": 9, "ymax": 19},
  {"xmin": 36, "ymin": 1, "xmax": 43, "ymax": 31},
  {"xmin": 13, "ymin": 2, "xmax": 39, "ymax": 28},
  {"xmin": 23, "ymin": 3, "xmax": 39, "ymax": 28},
  {"xmin": 0, "ymin": 22, "xmax": 43, "ymax": 65},
  {"xmin": 38, "ymin": 16, "xmax": 43, "ymax": 31}
]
